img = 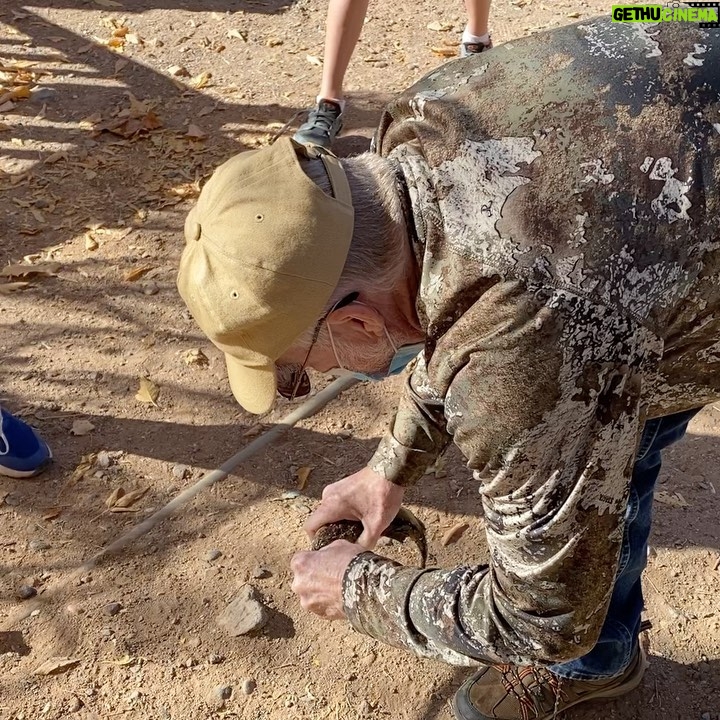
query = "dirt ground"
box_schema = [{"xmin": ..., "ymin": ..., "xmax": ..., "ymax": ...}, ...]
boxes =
[{"xmin": 1, "ymin": 1, "xmax": 719, "ymax": 719}]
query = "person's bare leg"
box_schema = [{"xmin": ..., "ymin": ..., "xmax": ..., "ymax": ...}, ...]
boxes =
[
  {"xmin": 319, "ymin": 0, "xmax": 371, "ymax": 102},
  {"xmin": 464, "ymin": 0, "xmax": 491, "ymax": 38}
]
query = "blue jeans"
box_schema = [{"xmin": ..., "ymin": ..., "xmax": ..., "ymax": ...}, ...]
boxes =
[{"xmin": 551, "ymin": 408, "xmax": 701, "ymax": 680}]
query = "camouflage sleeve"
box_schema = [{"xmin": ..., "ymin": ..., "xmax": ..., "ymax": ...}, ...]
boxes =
[
  {"xmin": 367, "ymin": 355, "xmax": 453, "ymax": 487},
  {"xmin": 343, "ymin": 285, "xmax": 661, "ymax": 666}
]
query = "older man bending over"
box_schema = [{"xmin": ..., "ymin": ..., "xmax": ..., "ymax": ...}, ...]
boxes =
[{"xmin": 177, "ymin": 17, "xmax": 720, "ymax": 720}]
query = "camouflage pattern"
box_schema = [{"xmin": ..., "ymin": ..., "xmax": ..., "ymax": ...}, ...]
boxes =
[{"xmin": 342, "ymin": 18, "xmax": 720, "ymax": 667}]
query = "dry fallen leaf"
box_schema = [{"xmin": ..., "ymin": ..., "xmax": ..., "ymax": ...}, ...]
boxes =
[
  {"xmin": 227, "ymin": 29, "xmax": 247, "ymax": 41},
  {"xmin": 183, "ymin": 348, "xmax": 209, "ymax": 367},
  {"xmin": 0, "ymin": 282, "xmax": 31, "ymax": 294},
  {"xmin": 306, "ymin": 54, "xmax": 323, "ymax": 67},
  {"xmin": 123, "ymin": 265, "xmax": 155, "ymax": 282},
  {"xmin": 105, "ymin": 487, "xmax": 126, "ymax": 508},
  {"xmin": 0, "ymin": 86, "xmax": 31, "ymax": 105},
  {"xmin": 69, "ymin": 453, "xmax": 97, "ymax": 485},
  {"xmin": 111, "ymin": 487, "xmax": 148, "ymax": 509},
  {"xmin": 85, "ymin": 233, "xmax": 99, "ymax": 251},
  {"xmin": 42, "ymin": 507, "xmax": 63, "ymax": 521},
  {"xmin": 190, "ymin": 71, "xmax": 212, "ymax": 89},
  {"xmin": 441, "ymin": 522, "xmax": 469, "ymax": 547},
  {"xmin": 431, "ymin": 46, "xmax": 458, "ymax": 58},
  {"xmin": 0, "ymin": 262, "xmax": 60, "ymax": 279},
  {"xmin": 186, "ymin": 123, "xmax": 207, "ymax": 139},
  {"xmin": 70, "ymin": 419, "xmax": 95, "ymax": 436},
  {"xmin": 135, "ymin": 377, "xmax": 160, "ymax": 406},
  {"xmin": 167, "ymin": 64, "xmax": 189, "ymax": 77},
  {"xmin": 295, "ymin": 466, "xmax": 313, "ymax": 490},
  {"xmin": 655, "ymin": 491, "xmax": 690, "ymax": 508},
  {"xmin": 242, "ymin": 424, "xmax": 265, "ymax": 438},
  {"xmin": 34, "ymin": 657, "xmax": 81, "ymax": 676},
  {"xmin": 427, "ymin": 20, "xmax": 454, "ymax": 32}
]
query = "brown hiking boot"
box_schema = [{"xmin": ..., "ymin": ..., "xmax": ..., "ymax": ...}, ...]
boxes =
[{"xmin": 452, "ymin": 648, "xmax": 648, "ymax": 720}]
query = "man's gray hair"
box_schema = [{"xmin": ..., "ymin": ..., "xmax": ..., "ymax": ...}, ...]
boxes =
[{"xmin": 299, "ymin": 152, "xmax": 408, "ymax": 310}]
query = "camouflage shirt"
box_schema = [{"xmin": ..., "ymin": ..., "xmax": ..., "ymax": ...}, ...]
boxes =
[{"xmin": 342, "ymin": 18, "xmax": 720, "ymax": 667}]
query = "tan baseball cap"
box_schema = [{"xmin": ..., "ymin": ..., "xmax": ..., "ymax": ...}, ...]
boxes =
[{"xmin": 177, "ymin": 137, "xmax": 354, "ymax": 414}]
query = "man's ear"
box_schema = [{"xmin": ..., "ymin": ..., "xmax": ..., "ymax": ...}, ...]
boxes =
[{"xmin": 327, "ymin": 302, "xmax": 385, "ymax": 341}]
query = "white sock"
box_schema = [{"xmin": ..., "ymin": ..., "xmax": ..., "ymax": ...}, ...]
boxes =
[
  {"xmin": 317, "ymin": 95, "xmax": 346, "ymax": 111},
  {"xmin": 462, "ymin": 28, "xmax": 491, "ymax": 46}
]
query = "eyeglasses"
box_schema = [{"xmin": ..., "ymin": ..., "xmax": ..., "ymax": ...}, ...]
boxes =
[{"xmin": 275, "ymin": 292, "xmax": 359, "ymax": 401}]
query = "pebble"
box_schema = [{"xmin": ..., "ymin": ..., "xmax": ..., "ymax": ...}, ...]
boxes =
[
  {"xmin": 206, "ymin": 684, "xmax": 232, "ymax": 710},
  {"xmin": 104, "ymin": 602, "xmax": 123, "ymax": 617},
  {"xmin": 208, "ymin": 653, "xmax": 224, "ymax": 665},
  {"xmin": 216, "ymin": 586, "xmax": 269, "ymax": 636},
  {"xmin": 701, "ymin": 714, "xmax": 711, "ymax": 720},
  {"xmin": 3, "ymin": 493, "xmax": 21, "ymax": 507},
  {"xmin": 30, "ymin": 86, "xmax": 58, "ymax": 102},
  {"xmin": 17, "ymin": 585, "xmax": 37, "ymax": 600},
  {"xmin": 29, "ymin": 539, "xmax": 51, "ymax": 551},
  {"xmin": 172, "ymin": 464, "xmax": 189, "ymax": 480},
  {"xmin": 241, "ymin": 678, "xmax": 256, "ymax": 695},
  {"xmin": 96, "ymin": 451, "xmax": 111, "ymax": 469},
  {"xmin": 251, "ymin": 565, "xmax": 272, "ymax": 579},
  {"xmin": 205, "ymin": 549, "xmax": 222, "ymax": 562},
  {"xmin": 68, "ymin": 696, "xmax": 82, "ymax": 713},
  {"xmin": 66, "ymin": 603, "xmax": 86, "ymax": 616}
]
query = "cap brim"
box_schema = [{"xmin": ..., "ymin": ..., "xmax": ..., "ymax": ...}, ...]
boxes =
[{"xmin": 225, "ymin": 354, "xmax": 277, "ymax": 415}]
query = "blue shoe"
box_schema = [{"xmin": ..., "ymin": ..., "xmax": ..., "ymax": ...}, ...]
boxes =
[
  {"xmin": 0, "ymin": 407, "xmax": 52, "ymax": 478},
  {"xmin": 293, "ymin": 99, "xmax": 344, "ymax": 150}
]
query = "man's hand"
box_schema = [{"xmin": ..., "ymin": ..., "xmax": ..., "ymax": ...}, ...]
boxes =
[
  {"xmin": 291, "ymin": 540, "xmax": 364, "ymax": 620},
  {"xmin": 305, "ymin": 466, "xmax": 405, "ymax": 549}
]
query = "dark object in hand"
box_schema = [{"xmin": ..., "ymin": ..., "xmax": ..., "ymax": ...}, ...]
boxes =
[{"xmin": 311, "ymin": 507, "xmax": 427, "ymax": 567}]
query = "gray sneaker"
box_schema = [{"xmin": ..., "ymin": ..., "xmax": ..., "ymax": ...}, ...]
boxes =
[
  {"xmin": 293, "ymin": 99, "xmax": 343, "ymax": 149},
  {"xmin": 460, "ymin": 37, "xmax": 493, "ymax": 57}
]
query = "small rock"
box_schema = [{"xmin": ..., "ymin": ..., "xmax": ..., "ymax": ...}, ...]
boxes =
[
  {"xmin": 206, "ymin": 684, "xmax": 232, "ymax": 710},
  {"xmin": 360, "ymin": 650, "xmax": 376, "ymax": 666},
  {"xmin": 172, "ymin": 464, "xmax": 189, "ymax": 480},
  {"xmin": 30, "ymin": 86, "xmax": 58, "ymax": 102},
  {"xmin": 184, "ymin": 656, "xmax": 196, "ymax": 668},
  {"xmin": 104, "ymin": 602, "xmax": 123, "ymax": 617},
  {"xmin": 701, "ymin": 714, "xmax": 711, "ymax": 720},
  {"xmin": 208, "ymin": 653, "xmax": 224, "ymax": 665},
  {"xmin": 216, "ymin": 586, "xmax": 269, "ymax": 636},
  {"xmin": 66, "ymin": 603, "xmax": 86, "ymax": 616},
  {"xmin": 141, "ymin": 281, "xmax": 159, "ymax": 296},
  {"xmin": 30, "ymin": 609, "xmax": 41, "ymax": 617},
  {"xmin": 96, "ymin": 451, "xmax": 111, "ymax": 469},
  {"xmin": 29, "ymin": 539, "xmax": 51, "ymax": 552},
  {"xmin": 17, "ymin": 585, "xmax": 37, "ymax": 600},
  {"xmin": 251, "ymin": 565, "xmax": 272, "ymax": 579},
  {"xmin": 205, "ymin": 549, "xmax": 222, "ymax": 562},
  {"xmin": 68, "ymin": 696, "xmax": 83, "ymax": 713},
  {"xmin": 241, "ymin": 678, "xmax": 256, "ymax": 695}
]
